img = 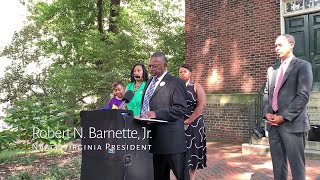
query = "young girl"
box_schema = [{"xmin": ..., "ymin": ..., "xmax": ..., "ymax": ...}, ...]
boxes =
[{"xmin": 106, "ymin": 81, "xmax": 125, "ymax": 109}]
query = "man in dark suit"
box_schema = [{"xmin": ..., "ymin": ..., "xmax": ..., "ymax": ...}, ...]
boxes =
[
  {"xmin": 263, "ymin": 34, "xmax": 313, "ymax": 180},
  {"xmin": 140, "ymin": 52, "xmax": 188, "ymax": 180}
]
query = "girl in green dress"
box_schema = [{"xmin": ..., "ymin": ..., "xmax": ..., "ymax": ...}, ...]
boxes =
[{"xmin": 126, "ymin": 64, "xmax": 148, "ymax": 116}]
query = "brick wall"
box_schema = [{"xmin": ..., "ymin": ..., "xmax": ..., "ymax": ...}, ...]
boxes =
[
  {"xmin": 185, "ymin": 0, "xmax": 281, "ymax": 93},
  {"xmin": 204, "ymin": 103, "xmax": 249, "ymax": 143},
  {"xmin": 185, "ymin": 1, "xmax": 281, "ymax": 143}
]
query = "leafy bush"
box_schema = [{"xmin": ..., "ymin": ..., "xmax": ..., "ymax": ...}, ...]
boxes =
[
  {"xmin": 0, "ymin": 130, "xmax": 17, "ymax": 152},
  {"xmin": 3, "ymin": 96, "xmax": 72, "ymax": 149}
]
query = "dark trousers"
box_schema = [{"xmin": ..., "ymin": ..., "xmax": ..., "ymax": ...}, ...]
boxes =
[
  {"xmin": 153, "ymin": 153, "xmax": 189, "ymax": 180},
  {"xmin": 269, "ymin": 126, "xmax": 306, "ymax": 180}
]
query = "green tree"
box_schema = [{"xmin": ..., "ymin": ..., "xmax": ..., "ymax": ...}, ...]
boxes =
[{"xmin": 0, "ymin": 0, "xmax": 185, "ymax": 148}]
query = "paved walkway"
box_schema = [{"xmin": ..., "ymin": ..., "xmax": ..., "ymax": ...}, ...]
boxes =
[{"xmin": 172, "ymin": 142, "xmax": 320, "ymax": 180}]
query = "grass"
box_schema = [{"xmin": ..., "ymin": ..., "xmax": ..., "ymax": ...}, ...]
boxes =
[
  {"xmin": 0, "ymin": 148, "xmax": 64, "ymax": 165},
  {"xmin": 1, "ymin": 142, "xmax": 81, "ymax": 179},
  {"xmin": 0, "ymin": 153, "xmax": 39, "ymax": 165},
  {"xmin": 5, "ymin": 158, "xmax": 81, "ymax": 180},
  {"xmin": 0, "ymin": 149, "xmax": 33, "ymax": 156}
]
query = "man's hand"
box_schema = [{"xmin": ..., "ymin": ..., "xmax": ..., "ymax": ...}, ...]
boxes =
[
  {"xmin": 142, "ymin": 111, "xmax": 156, "ymax": 119},
  {"xmin": 267, "ymin": 115, "xmax": 285, "ymax": 126},
  {"xmin": 265, "ymin": 113, "xmax": 274, "ymax": 120},
  {"xmin": 265, "ymin": 113, "xmax": 277, "ymax": 126}
]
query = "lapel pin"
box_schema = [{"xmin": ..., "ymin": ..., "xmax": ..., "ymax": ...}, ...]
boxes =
[{"xmin": 160, "ymin": 81, "xmax": 165, "ymax": 87}]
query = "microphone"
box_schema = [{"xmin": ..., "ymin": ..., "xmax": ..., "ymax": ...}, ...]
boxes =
[
  {"xmin": 96, "ymin": 89, "xmax": 113, "ymax": 109},
  {"xmin": 118, "ymin": 90, "xmax": 134, "ymax": 109},
  {"xmin": 131, "ymin": 74, "xmax": 141, "ymax": 78}
]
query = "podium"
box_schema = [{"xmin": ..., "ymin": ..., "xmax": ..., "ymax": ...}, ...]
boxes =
[{"xmin": 80, "ymin": 110, "xmax": 154, "ymax": 180}]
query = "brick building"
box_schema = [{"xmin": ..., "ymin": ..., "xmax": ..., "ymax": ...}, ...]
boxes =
[{"xmin": 185, "ymin": 0, "xmax": 320, "ymax": 143}]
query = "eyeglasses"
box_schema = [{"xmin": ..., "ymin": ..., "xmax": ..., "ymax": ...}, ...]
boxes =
[{"xmin": 148, "ymin": 64, "xmax": 162, "ymax": 69}]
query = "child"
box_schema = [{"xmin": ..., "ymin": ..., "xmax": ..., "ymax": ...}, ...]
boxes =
[{"xmin": 106, "ymin": 81, "xmax": 125, "ymax": 109}]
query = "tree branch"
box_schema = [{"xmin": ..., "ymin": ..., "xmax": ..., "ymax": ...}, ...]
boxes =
[
  {"xmin": 109, "ymin": 0, "xmax": 120, "ymax": 33},
  {"xmin": 97, "ymin": 0, "xmax": 104, "ymax": 34}
]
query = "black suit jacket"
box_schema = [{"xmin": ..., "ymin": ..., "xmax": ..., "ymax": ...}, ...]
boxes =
[{"xmin": 142, "ymin": 73, "xmax": 187, "ymax": 154}]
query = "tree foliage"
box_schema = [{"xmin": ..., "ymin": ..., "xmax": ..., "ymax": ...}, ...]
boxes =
[{"xmin": 0, "ymin": 0, "xmax": 185, "ymax": 147}]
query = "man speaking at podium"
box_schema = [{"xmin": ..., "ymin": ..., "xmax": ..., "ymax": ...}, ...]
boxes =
[{"xmin": 140, "ymin": 52, "xmax": 188, "ymax": 180}]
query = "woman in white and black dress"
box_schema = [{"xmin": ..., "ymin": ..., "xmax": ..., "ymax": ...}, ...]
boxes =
[{"xmin": 179, "ymin": 64, "xmax": 207, "ymax": 180}]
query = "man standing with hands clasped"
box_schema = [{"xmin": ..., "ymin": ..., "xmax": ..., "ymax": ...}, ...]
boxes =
[
  {"xmin": 263, "ymin": 34, "xmax": 313, "ymax": 180},
  {"xmin": 140, "ymin": 52, "xmax": 188, "ymax": 180}
]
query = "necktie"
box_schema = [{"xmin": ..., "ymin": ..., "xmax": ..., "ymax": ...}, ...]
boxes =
[
  {"xmin": 140, "ymin": 77, "xmax": 158, "ymax": 117},
  {"xmin": 272, "ymin": 65, "xmax": 284, "ymax": 111}
]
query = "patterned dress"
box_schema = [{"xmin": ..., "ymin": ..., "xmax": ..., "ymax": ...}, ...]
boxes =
[{"xmin": 185, "ymin": 82, "xmax": 207, "ymax": 170}]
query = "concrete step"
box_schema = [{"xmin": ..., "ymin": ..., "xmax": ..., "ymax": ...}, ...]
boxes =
[
  {"xmin": 307, "ymin": 92, "xmax": 320, "ymax": 125},
  {"xmin": 307, "ymin": 107, "xmax": 320, "ymax": 113},
  {"xmin": 310, "ymin": 91, "xmax": 320, "ymax": 98},
  {"xmin": 250, "ymin": 136, "xmax": 269, "ymax": 146},
  {"xmin": 308, "ymin": 112, "xmax": 320, "ymax": 125},
  {"xmin": 307, "ymin": 92, "xmax": 320, "ymax": 124},
  {"xmin": 249, "ymin": 136, "xmax": 320, "ymax": 150},
  {"xmin": 309, "ymin": 98, "xmax": 320, "ymax": 101},
  {"xmin": 307, "ymin": 99, "xmax": 320, "ymax": 107},
  {"xmin": 305, "ymin": 149, "xmax": 320, "ymax": 160},
  {"xmin": 242, "ymin": 143, "xmax": 270, "ymax": 156},
  {"xmin": 306, "ymin": 140, "xmax": 320, "ymax": 150},
  {"xmin": 242, "ymin": 143, "xmax": 320, "ymax": 159},
  {"xmin": 307, "ymin": 106, "xmax": 320, "ymax": 110}
]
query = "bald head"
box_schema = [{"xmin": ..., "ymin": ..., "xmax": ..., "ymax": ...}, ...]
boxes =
[{"xmin": 279, "ymin": 34, "xmax": 295, "ymax": 46}]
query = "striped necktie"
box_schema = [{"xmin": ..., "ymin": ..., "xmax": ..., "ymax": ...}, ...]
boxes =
[{"xmin": 140, "ymin": 77, "xmax": 158, "ymax": 117}]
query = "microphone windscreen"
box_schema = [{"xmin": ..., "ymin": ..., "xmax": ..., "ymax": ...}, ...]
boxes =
[
  {"xmin": 132, "ymin": 75, "xmax": 141, "ymax": 78},
  {"xmin": 123, "ymin": 90, "xmax": 134, "ymax": 103}
]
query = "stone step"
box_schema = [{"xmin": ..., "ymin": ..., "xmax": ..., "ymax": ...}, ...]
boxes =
[
  {"xmin": 306, "ymin": 93, "xmax": 320, "ymax": 115},
  {"xmin": 310, "ymin": 121, "xmax": 320, "ymax": 125},
  {"xmin": 307, "ymin": 106, "xmax": 320, "ymax": 113},
  {"xmin": 250, "ymin": 135, "xmax": 320, "ymax": 150},
  {"xmin": 309, "ymin": 104, "xmax": 320, "ymax": 108},
  {"xmin": 306, "ymin": 141, "xmax": 320, "ymax": 150},
  {"xmin": 305, "ymin": 149, "xmax": 320, "ymax": 159},
  {"xmin": 307, "ymin": 99, "xmax": 320, "ymax": 107},
  {"xmin": 310, "ymin": 91, "xmax": 320, "ymax": 98},
  {"xmin": 250, "ymin": 136, "xmax": 269, "ymax": 146},
  {"xmin": 242, "ymin": 143, "xmax": 320, "ymax": 159},
  {"xmin": 309, "ymin": 98, "xmax": 320, "ymax": 101},
  {"xmin": 308, "ymin": 112, "xmax": 320, "ymax": 117},
  {"xmin": 242, "ymin": 143, "xmax": 270, "ymax": 156},
  {"xmin": 309, "ymin": 112, "xmax": 320, "ymax": 125}
]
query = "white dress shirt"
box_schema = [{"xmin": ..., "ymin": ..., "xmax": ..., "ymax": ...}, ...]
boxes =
[
  {"xmin": 144, "ymin": 71, "xmax": 168, "ymax": 111},
  {"xmin": 274, "ymin": 55, "xmax": 294, "ymax": 90}
]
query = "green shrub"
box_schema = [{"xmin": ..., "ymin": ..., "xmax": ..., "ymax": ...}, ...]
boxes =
[
  {"xmin": 3, "ymin": 96, "xmax": 72, "ymax": 150},
  {"xmin": 0, "ymin": 130, "xmax": 17, "ymax": 152}
]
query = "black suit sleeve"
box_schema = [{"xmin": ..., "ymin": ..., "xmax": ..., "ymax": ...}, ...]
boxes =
[{"xmin": 154, "ymin": 79, "xmax": 187, "ymax": 122}]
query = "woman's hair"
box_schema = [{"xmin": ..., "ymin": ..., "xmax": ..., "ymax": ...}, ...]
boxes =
[
  {"xmin": 180, "ymin": 64, "xmax": 192, "ymax": 72},
  {"xmin": 112, "ymin": 80, "xmax": 124, "ymax": 90},
  {"xmin": 130, "ymin": 64, "xmax": 149, "ymax": 82}
]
